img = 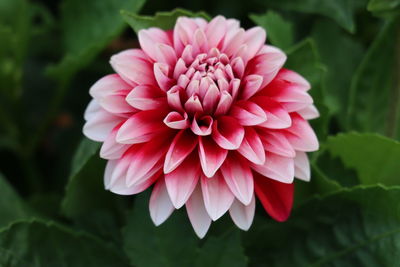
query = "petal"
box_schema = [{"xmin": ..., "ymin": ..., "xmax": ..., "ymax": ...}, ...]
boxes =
[
  {"xmin": 241, "ymin": 74, "xmax": 263, "ymax": 100},
  {"xmin": 220, "ymin": 155, "xmax": 254, "ymax": 205},
  {"xmin": 258, "ymin": 130, "xmax": 295, "ymax": 158},
  {"xmin": 201, "ymin": 172, "xmax": 234, "ymax": 220},
  {"xmin": 253, "ymin": 97, "xmax": 292, "ymax": 129},
  {"xmin": 110, "ymin": 49, "xmax": 156, "ymax": 85},
  {"xmin": 116, "ymin": 110, "xmax": 168, "ymax": 144},
  {"xmin": 164, "ymin": 130, "xmax": 198, "ymax": 173},
  {"xmin": 100, "ymin": 123, "xmax": 130, "ymax": 159},
  {"xmin": 186, "ymin": 184, "xmax": 212, "ymax": 238},
  {"xmin": 231, "ymin": 57, "xmax": 245, "ymax": 78},
  {"xmin": 163, "ymin": 111, "xmax": 189, "ymax": 129},
  {"xmin": 165, "ymin": 153, "xmax": 201, "ymax": 208},
  {"xmin": 243, "ymin": 26, "xmax": 266, "ymax": 60},
  {"xmin": 229, "ymin": 195, "xmax": 255, "ymax": 231},
  {"xmin": 154, "ymin": 63, "xmax": 175, "ymax": 91},
  {"xmin": 167, "ymin": 85, "xmax": 184, "ymax": 112},
  {"xmin": 198, "ymin": 136, "xmax": 228, "ymax": 177},
  {"xmin": 254, "ymin": 172, "xmax": 294, "ymax": 222},
  {"xmin": 230, "ymin": 100, "xmax": 267, "ymax": 126},
  {"xmin": 110, "ymin": 170, "xmax": 160, "ymax": 195},
  {"xmin": 212, "ymin": 116, "xmax": 245, "ymax": 150},
  {"xmin": 202, "ymin": 84, "xmax": 220, "ymax": 114},
  {"xmin": 155, "ymin": 43, "xmax": 177, "ymax": 66},
  {"xmin": 284, "ymin": 113, "xmax": 319, "ymax": 151},
  {"xmin": 191, "ymin": 115, "xmax": 213, "ymax": 136},
  {"xmin": 277, "ymin": 68, "xmax": 311, "ymax": 91},
  {"xmin": 214, "ymin": 91, "xmax": 233, "ymax": 116},
  {"xmin": 205, "ymin": 15, "xmax": 227, "ymax": 48},
  {"xmin": 125, "ymin": 85, "xmax": 165, "ymax": 110},
  {"xmin": 297, "ymin": 105, "xmax": 320, "ymax": 120},
  {"xmin": 149, "ymin": 178, "xmax": 175, "ymax": 226},
  {"xmin": 251, "ymin": 152, "xmax": 295, "ymax": 183},
  {"xmin": 237, "ymin": 127, "xmax": 265, "ymax": 165},
  {"xmin": 184, "ymin": 95, "xmax": 203, "ymax": 115},
  {"xmin": 294, "ymin": 151, "xmax": 310, "ymax": 181},
  {"xmin": 138, "ymin": 28, "xmax": 172, "ymax": 61}
]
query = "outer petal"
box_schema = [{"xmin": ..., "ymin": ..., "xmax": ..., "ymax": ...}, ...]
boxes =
[
  {"xmin": 254, "ymin": 172, "xmax": 294, "ymax": 222},
  {"xmin": 125, "ymin": 85, "xmax": 165, "ymax": 110},
  {"xmin": 230, "ymin": 100, "xmax": 267, "ymax": 126},
  {"xmin": 229, "ymin": 195, "xmax": 255, "ymax": 231},
  {"xmin": 258, "ymin": 130, "xmax": 296, "ymax": 158},
  {"xmin": 251, "ymin": 152, "xmax": 295, "ymax": 184},
  {"xmin": 212, "ymin": 116, "xmax": 245, "ymax": 150},
  {"xmin": 100, "ymin": 123, "xmax": 130, "ymax": 159},
  {"xmin": 138, "ymin": 28, "xmax": 172, "ymax": 61},
  {"xmin": 294, "ymin": 151, "xmax": 311, "ymax": 181},
  {"xmin": 284, "ymin": 113, "xmax": 319, "ymax": 151},
  {"xmin": 201, "ymin": 173, "xmax": 234, "ymax": 220},
  {"xmin": 205, "ymin": 15, "xmax": 227, "ymax": 48},
  {"xmin": 220, "ymin": 155, "xmax": 254, "ymax": 205},
  {"xmin": 297, "ymin": 105, "xmax": 320, "ymax": 120},
  {"xmin": 149, "ymin": 178, "xmax": 175, "ymax": 226},
  {"xmin": 198, "ymin": 136, "xmax": 228, "ymax": 178},
  {"xmin": 186, "ymin": 184, "xmax": 212, "ymax": 238},
  {"xmin": 237, "ymin": 127, "xmax": 265, "ymax": 165},
  {"xmin": 243, "ymin": 26, "xmax": 266, "ymax": 60},
  {"xmin": 253, "ymin": 97, "xmax": 292, "ymax": 129},
  {"xmin": 164, "ymin": 130, "xmax": 198, "ymax": 174},
  {"xmin": 165, "ymin": 153, "xmax": 201, "ymax": 208}
]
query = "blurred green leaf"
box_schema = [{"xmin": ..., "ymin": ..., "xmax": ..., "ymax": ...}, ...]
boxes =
[
  {"xmin": 286, "ymin": 39, "xmax": 330, "ymax": 141},
  {"xmin": 312, "ymin": 19, "xmax": 364, "ymax": 122},
  {"xmin": 0, "ymin": 173, "xmax": 30, "ymax": 228},
  {"xmin": 368, "ymin": 0, "xmax": 400, "ymax": 16},
  {"xmin": 260, "ymin": 0, "xmax": 367, "ymax": 33},
  {"xmin": 347, "ymin": 17, "xmax": 399, "ymax": 136},
  {"xmin": 326, "ymin": 133, "xmax": 400, "ymax": 186},
  {"xmin": 0, "ymin": 220, "xmax": 129, "ymax": 266},
  {"xmin": 250, "ymin": 11, "xmax": 294, "ymax": 50},
  {"xmin": 122, "ymin": 8, "xmax": 210, "ymax": 34},
  {"xmin": 48, "ymin": 0, "xmax": 146, "ymax": 80}
]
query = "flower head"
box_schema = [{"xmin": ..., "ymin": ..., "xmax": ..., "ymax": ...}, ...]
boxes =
[{"xmin": 83, "ymin": 15, "xmax": 319, "ymax": 238}]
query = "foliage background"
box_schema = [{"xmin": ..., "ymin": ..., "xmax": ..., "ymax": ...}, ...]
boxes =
[{"xmin": 0, "ymin": 0, "xmax": 400, "ymax": 265}]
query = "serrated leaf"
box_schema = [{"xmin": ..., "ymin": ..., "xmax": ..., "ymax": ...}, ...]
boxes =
[
  {"xmin": 48, "ymin": 0, "xmax": 146, "ymax": 79},
  {"xmin": 347, "ymin": 17, "xmax": 399, "ymax": 137},
  {"xmin": 121, "ymin": 8, "xmax": 210, "ymax": 34},
  {"xmin": 285, "ymin": 39, "xmax": 330, "ymax": 141},
  {"xmin": 326, "ymin": 133, "xmax": 400, "ymax": 186},
  {"xmin": 0, "ymin": 220, "xmax": 129, "ymax": 266},
  {"xmin": 250, "ymin": 11, "xmax": 294, "ymax": 50},
  {"xmin": 0, "ymin": 173, "xmax": 30, "ymax": 228}
]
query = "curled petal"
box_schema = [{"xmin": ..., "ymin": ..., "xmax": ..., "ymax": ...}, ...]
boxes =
[
  {"xmin": 184, "ymin": 95, "xmax": 203, "ymax": 115},
  {"xmin": 198, "ymin": 136, "xmax": 228, "ymax": 177},
  {"xmin": 154, "ymin": 63, "xmax": 175, "ymax": 91},
  {"xmin": 191, "ymin": 115, "xmax": 213, "ymax": 136},
  {"xmin": 214, "ymin": 91, "xmax": 233, "ymax": 116},
  {"xmin": 212, "ymin": 116, "xmax": 245, "ymax": 150},
  {"xmin": 167, "ymin": 86, "xmax": 184, "ymax": 112},
  {"xmin": 164, "ymin": 111, "xmax": 189, "ymax": 129},
  {"xmin": 229, "ymin": 195, "xmax": 255, "ymax": 231}
]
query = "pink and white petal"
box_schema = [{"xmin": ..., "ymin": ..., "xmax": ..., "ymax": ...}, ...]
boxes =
[
  {"xmin": 125, "ymin": 85, "xmax": 165, "ymax": 110},
  {"xmin": 116, "ymin": 110, "xmax": 168, "ymax": 144},
  {"xmin": 198, "ymin": 137, "xmax": 228, "ymax": 178},
  {"xmin": 186, "ymin": 184, "xmax": 212, "ymax": 238},
  {"xmin": 237, "ymin": 127, "xmax": 265, "ymax": 165},
  {"xmin": 297, "ymin": 105, "xmax": 320, "ymax": 120},
  {"xmin": 241, "ymin": 74, "xmax": 263, "ymax": 100},
  {"xmin": 243, "ymin": 26, "xmax": 266, "ymax": 60},
  {"xmin": 251, "ymin": 152, "xmax": 295, "ymax": 183},
  {"xmin": 100, "ymin": 124, "xmax": 130, "ymax": 160},
  {"xmin": 149, "ymin": 178, "xmax": 175, "ymax": 226},
  {"xmin": 258, "ymin": 130, "xmax": 295, "ymax": 158},
  {"xmin": 109, "ymin": 169, "xmax": 160, "ymax": 195},
  {"xmin": 284, "ymin": 113, "xmax": 319, "ymax": 152},
  {"xmin": 229, "ymin": 195, "xmax": 255, "ymax": 231},
  {"xmin": 191, "ymin": 115, "xmax": 213, "ymax": 136},
  {"xmin": 294, "ymin": 151, "xmax": 311, "ymax": 181},
  {"xmin": 277, "ymin": 69, "xmax": 311, "ymax": 91},
  {"xmin": 104, "ymin": 160, "xmax": 118, "ymax": 189},
  {"xmin": 105, "ymin": 149, "xmax": 135, "ymax": 189},
  {"xmin": 154, "ymin": 63, "xmax": 175, "ymax": 91},
  {"xmin": 222, "ymin": 28, "xmax": 245, "ymax": 57},
  {"xmin": 173, "ymin": 17, "xmax": 200, "ymax": 54},
  {"xmin": 164, "ymin": 130, "xmax": 198, "ymax": 174},
  {"xmin": 253, "ymin": 97, "xmax": 292, "ymax": 129},
  {"xmin": 214, "ymin": 91, "xmax": 233, "ymax": 116},
  {"xmin": 155, "ymin": 43, "xmax": 178, "ymax": 66},
  {"xmin": 201, "ymin": 173, "xmax": 234, "ymax": 220},
  {"xmin": 230, "ymin": 100, "xmax": 267, "ymax": 126},
  {"xmin": 212, "ymin": 116, "xmax": 245, "ymax": 150},
  {"xmin": 84, "ymin": 99, "xmax": 101, "ymax": 121},
  {"xmin": 138, "ymin": 28, "xmax": 172, "ymax": 61},
  {"xmin": 165, "ymin": 154, "xmax": 201, "ymax": 208},
  {"xmin": 220, "ymin": 155, "xmax": 254, "ymax": 205},
  {"xmin": 110, "ymin": 49, "xmax": 156, "ymax": 86},
  {"xmin": 163, "ymin": 111, "xmax": 189, "ymax": 129},
  {"xmin": 206, "ymin": 16, "xmax": 227, "ymax": 48}
]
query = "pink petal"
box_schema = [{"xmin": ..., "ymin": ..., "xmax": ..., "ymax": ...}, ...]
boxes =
[
  {"xmin": 110, "ymin": 170, "xmax": 160, "ymax": 195},
  {"xmin": 222, "ymin": 28, "xmax": 245, "ymax": 57},
  {"xmin": 205, "ymin": 16, "xmax": 227, "ymax": 48},
  {"xmin": 149, "ymin": 178, "xmax": 175, "ymax": 226},
  {"xmin": 167, "ymin": 86, "xmax": 184, "ymax": 112},
  {"xmin": 198, "ymin": 137, "xmax": 228, "ymax": 177},
  {"xmin": 138, "ymin": 28, "xmax": 172, "ymax": 61},
  {"xmin": 212, "ymin": 116, "xmax": 245, "ymax": 150},
  {"xmin": 173, "ymin": 58, "xmax": 188, "ymax": 79},
  {"xmin": 125, "ymin": 85, "xmax": 165, "ymax": 110},
  {"xmin": 184, "ymin": 95, "xmax": 203, "ymax": 115},
  {"xmin": 155, "ymin": 43, "xmax": 177, "ymax": 66},
  {"xmin": 251, "ymin": 152, "xmax": 295, "ymax": 183},
  {"xmin": 201, "ymin": 172, "xmax": 234, "ymax": 220},
  {"xmin": 237, "ymin": 127, "xmax": 265, "ymax": 165},
  {"xmin": 229, "ymin": 195, "xmax": 255, "ymax": 231},
  {"xmin": 163, "ymin": 111, "xmax": 189, "ymax": 129},
  {"xmin": 191, "ymin": 115, "xmax": 213, "ymax": 136},
  {"xmin": 241, "ymin": 74, "xmax": 263, "ymax": 100},
  {"xmin": 277, "ymin": 68, "xmax": 311, "ymax": 91},
  {"xmin": 297, "ymin": 105, "xmax": 320, "ymax": 120},
  {"xmin": 100, "ymin": 123, "xmax": 129, "ymax": 160},
  {"xmin": 231, "ymin": 57, "xmax": 245, "ymax": 78},
  {"xmin": 243, "ymin": 26, "xmax": 266, "ymax": 60},
  {"xmin": 220, "ymin": 155, "xmax": 254, "ymax": 205},
  {"xmin": 253, "ymin": 97, "xmax": 292, "ymax": 129},
  {"xmin": 202, "ymin": 84, "xmax": 220, "ymax": 113},
  {"xmin": 294, "ymin": 151, "xmax": 311, "ymax": 181},
  {"xmin": 110, "ymin": 49, "xmax": 156, "ymax": 86},
  {"xmin": 154, "ymin": 63, "xmax": 175, "ymax": 91},
  {"xmin": 214, "ymin": 91, "xmax": 233, "ymax": 116},
  {"xmin": 186, "ymin": 184, "xmax": 212, "ymax": 238},
  {"xmin": 284, "ymin": 113, "xmax": 319, "ymax": 151},
  {"xmin": 116, "ymin": 110, "xmax": 168, "ymax": 144},
  {"xmin": 165, "ymin": 154, "xmax": 201, "ymax": 208},
  {"xmin": 192, "ymin": 29, "xmax": 208, "ymax": 54},
  {"xmin": 258, "ymin": 130, "xmax": 295, "ymax": 158},
  {"xmin": 164, "ymin": 130, "xmax": 198, "ymax": 173},
  {"xmin": 230, "ymin": 100, "xmax": 267, "ymax": 126}
]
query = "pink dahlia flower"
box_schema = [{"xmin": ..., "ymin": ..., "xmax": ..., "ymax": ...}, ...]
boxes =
[{"xmin": 83, "ymin": 15, "xmax": 319, "ymax": 238}]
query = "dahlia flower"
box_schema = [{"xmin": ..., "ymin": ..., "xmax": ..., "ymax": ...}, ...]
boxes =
[{"xmin": 83, "ymin": 15, "xmax": 319, "ymax": 238}]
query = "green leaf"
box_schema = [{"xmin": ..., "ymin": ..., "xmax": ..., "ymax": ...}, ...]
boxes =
[
  {"xmin": 368, "ymin": 0, "xmax": 400, "ymax": 16},
  {"xmin": 311, "ymin": 19, "xmax": 364, "ymax": 122},
  {"xmin": 0, "ymin": 173, "xmax": 30, "ymax": 228},
  {"xmin": 285, "ymin": 39, "xmax": 330, "ymax": 141},
  {"xmin": 249, "ymin": 11, "xmax": 294, "ymax": 50},
  {"xmin": 259, "ymin": 0, "xmax": 367, "ymax": 33},
  {"xmin": 246, "ymin": 185, "xmax": 400, "ymax": 266},
  {"xmin": 121, "ymin": 8, "xmax": 210, "ymax": 34},
  {"xmin": 0, "ymin": 220, "xmax": 129, "ymax": 266},
  {"xmin": 194, "ymin": 230, "xmax": 247, "ymax": 267},
  {"xmin": 48, "ymin": 0, "xmax": 146, "ymax": 80},
  {"xmin": 347, "ymin": 17, "xmax": 399, "ymax": 136},
  {"xmin": 326, "ymin": 133, "xmax": 400, "ymax": 186},
  {"xmin": 122, "ymin": 192, "xmax": 198, "ymax": 267}
]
